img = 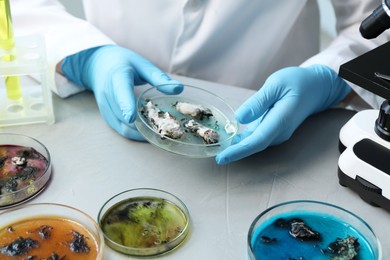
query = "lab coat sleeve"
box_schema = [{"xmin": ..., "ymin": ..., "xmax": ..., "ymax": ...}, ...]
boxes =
[
  {"xmin": 11, "ymin": 0, "xmax": 114, "ymax": 98},
  {"xmin": 300, "ymin": 0, "xmax": 390, "ymax": 109}
]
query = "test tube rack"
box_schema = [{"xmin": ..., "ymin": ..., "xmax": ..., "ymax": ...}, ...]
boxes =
[{"xmin": 0, "ymin": 34, "xmax": 54, "ymax": 127}]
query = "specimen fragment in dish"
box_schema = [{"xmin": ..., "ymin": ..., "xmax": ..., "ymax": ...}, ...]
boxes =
[
  {"xmin": 0, "ymin": 145, "xmax": 49, "ymax": 206},
  {"xmin": 184, "ymin": 119, "xmax": 219, "ymax": 144},
  {"xmin": 274, "ymin": 218, "xmax": 321, "ymax": 241},
  {"xmin": 175, "ymin": 101, "xmax": 213, "ymax": 120},
  {"xmin": 142, "ymin": 101, "xmax": 184, "ymax": 139},
  {"xmin": 0, "ymin": 217, "xmax": 99, "ymax": 259},
  {"xmin": 327, "ymin": 236, "xmax": 360, "ymax": 259},
  {"xmin": 100, "ymin": 196, "xmax": 189, "ymax": 255}
]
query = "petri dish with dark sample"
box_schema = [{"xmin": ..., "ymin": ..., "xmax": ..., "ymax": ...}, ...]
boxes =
[
  {"xmin": 98, "ymin": 188, "xmax": 191, "ymax": 257},
  {"xmin": 248, "ymin": 200, "xmax": 382, "ymax": 260},
  {"xmin": 135, "ymin": 84, "xmax": 238, "ymax": 158},
  {"xmin": 0, "ymin": 203, "xmax": 104, "ymax": 259},
  {"xmin": 0, "ymin": 133, "xmax": 51, "ymax": 208}
]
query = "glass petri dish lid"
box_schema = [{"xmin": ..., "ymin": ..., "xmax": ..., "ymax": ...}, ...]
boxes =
[
  {"xmin": 0, "ymin": 133, "xmax": 52, "ymax": 209},
  {"xmin": 0, "ymin": 203, "xmax": 104, "ymax": 259},
  {"xmin": 98, "ymin": 188, "xmax": 191, "ymax": 257},
  {"xmin": 135, "ymin": 84, "xmax": 238, "ymax": 158},
  {"xmin": 248, "ymin": 200, "xmax": 382, "ymax": 260}
]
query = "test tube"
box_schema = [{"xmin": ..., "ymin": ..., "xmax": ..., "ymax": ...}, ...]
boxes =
[{"xmin": 0, "ymin": 0, "xmax": 21, "ymax": 100}]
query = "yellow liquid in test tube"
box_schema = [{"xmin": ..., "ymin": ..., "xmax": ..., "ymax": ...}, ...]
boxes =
[{"xmin": 0, "ymin": 0, "xmax": 21, "ymax": 100}]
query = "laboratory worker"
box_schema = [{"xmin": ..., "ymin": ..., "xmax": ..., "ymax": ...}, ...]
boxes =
[{"xmin": 10, "ymin": 0, "xmax": 390, "ymax": 164}]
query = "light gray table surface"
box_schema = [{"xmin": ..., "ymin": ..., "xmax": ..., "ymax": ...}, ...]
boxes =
[{"xmin": 1, "ymin": 75, "xmax": 389, "ymax": 259}]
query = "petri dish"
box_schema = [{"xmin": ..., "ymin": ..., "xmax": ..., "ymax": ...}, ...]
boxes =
[
  {"xmin": 0, "ymin": 133, "xmax": 52, "ymax": 208},
  {"xmin": 98, "ymin": 188, "xmax": 191, "ymax": 257},
  {"xmin": 0, "ymin": 203, "xmax": 104, "ymax": 259},
  {"xmin": 135, "ymin": 84, "xmax": 238, "ymax": 158},
  {"xmin": 248, "ymin": 200, "xmax": 382, "ymax": 260}
]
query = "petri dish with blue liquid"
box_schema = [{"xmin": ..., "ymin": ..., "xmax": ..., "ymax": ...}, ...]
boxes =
[{"xmin": 248, "ymin": 200, "xmax": 382, "ymax": 260}]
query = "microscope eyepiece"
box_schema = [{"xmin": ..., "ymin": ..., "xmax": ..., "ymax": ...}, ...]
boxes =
[{"xmin": 360, "ymin": 0, "xmax": 390, "ymax": 39}]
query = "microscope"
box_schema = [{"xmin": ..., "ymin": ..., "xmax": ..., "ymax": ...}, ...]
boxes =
[{"xmin": 338, "ymin": 0, "xmax": 390, "ymax": 211}]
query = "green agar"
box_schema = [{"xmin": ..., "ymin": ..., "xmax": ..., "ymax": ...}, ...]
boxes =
[{"xmin": 100, "ymin": 196, "xmax": 189, "ymax": 255}]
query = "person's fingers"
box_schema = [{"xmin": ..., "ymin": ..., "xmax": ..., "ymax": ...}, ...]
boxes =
[
  {"xmin": 110, "ymin": 69, "xmax": 137, "ymax": 123},
  {"xmin": 231, "ymin": 117, "xmax": 263, "ymax": 145},
  {"xmin": 132, "ymin": 54, "xmax": 184, "ymax": 94},
  {"xmin": 151, "ymin": 72, "xmax": 184, "ymax": 94},
  {"xmin": 215, "ymin": 127, "xmax": 271, "ymax": 164},
  {"xmin": 235, "ymin": 80, "xmax": 283, "ymax": 124},
  {"xmin": 119, "ymin": 122, "xmax": 145, "ymax": 141},
  {"xmin": 216, "ymin": 102, "xmax": 290, "ymax": 164},
  {"xmin": 97, "ymin": 97, "xmax": 145, "ymax": 141}
]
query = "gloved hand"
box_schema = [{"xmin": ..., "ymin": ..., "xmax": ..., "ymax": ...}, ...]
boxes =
[
  {"xmin": 60, "ymin": 45, "xmax": 183, "ymax": 140},
  {"xmin": 216, "ymin": 64, "xmax": 351, "ymax": 164}
]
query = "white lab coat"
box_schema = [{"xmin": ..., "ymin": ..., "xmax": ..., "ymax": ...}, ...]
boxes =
[{"xmin": 9, "ymin": 0, "xmax": 390, "ymax": 108}]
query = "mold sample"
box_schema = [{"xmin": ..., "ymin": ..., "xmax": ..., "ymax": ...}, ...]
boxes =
[
  {"xmin": 0, "ymin": 217, "xmax": 99, "ymax": 260},
  {"xmin": 327, "ymin": 236, "xmax": 360, "ymax": 260},
  {"xmin": 275, "ymin": 218, "xmax": 321, "ymax": 242},
  {"xmin": 184, "ymin": 119, "xmax": 219, "ymax": 144},
  {"xmin": 0, "ymin": 145, "xmax": 49, "ymax": 207},
  {"xmin": 100, "ymin": 196, "xmax": 189, "ymax": 256},
  {"xmin": 174, "ymin": 101, "xmax": 213, "ymax": 120},
  {"xmin": 251, "ymin": 212, "xmax": 376, "ymax": 259},
  {"xmin": 135, "ymin": 92, "xmax": 238, "ymax": 157},
  {"xmin": 142, "ymin": 101, "xmax": 184, "ymax": 139},
  {"xmin": 0, "ymin": 237, "xmax": 38, "ymax": 256}
]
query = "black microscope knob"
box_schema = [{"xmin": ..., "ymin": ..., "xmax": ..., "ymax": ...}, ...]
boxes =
[{"xmin": 375, "ymin": 100, "xmax": 390, "ymax": 141}]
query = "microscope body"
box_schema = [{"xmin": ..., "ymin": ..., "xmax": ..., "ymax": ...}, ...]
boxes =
[
  {"xmin": 338, "ymin": 41, "xmax": 390, "ymax": 212},
  {"xmin": 338, "ymin": 110, "xmax": 390, "ymax": 211}
]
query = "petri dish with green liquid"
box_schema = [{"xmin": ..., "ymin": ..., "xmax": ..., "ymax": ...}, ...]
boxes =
[{"xmin": 98, "ymin": 188, "xmax": 190, "ymax": 257}]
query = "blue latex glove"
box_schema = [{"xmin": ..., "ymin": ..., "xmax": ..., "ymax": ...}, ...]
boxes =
[
  {"xmin": 216, "ymin": 64, "xmax": 351, "ymax": 164},
  {"xmin": 60, "ymin": 45, "xmax": 183, "ymax": 140}
]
